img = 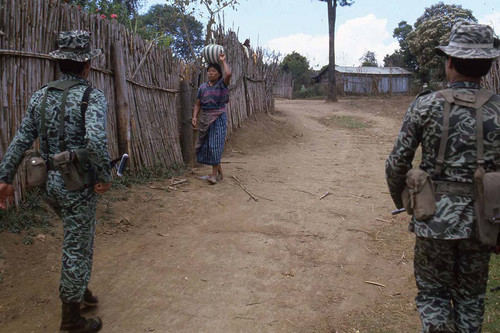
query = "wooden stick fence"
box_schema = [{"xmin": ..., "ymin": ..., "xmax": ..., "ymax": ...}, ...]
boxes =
[
  {"xmin": 0, "ymin": 0, "xmax": 281, "ymax": 203},
  {"xmin": 483, "ymin": 59, "xmax": 500, "ymax": 94}
]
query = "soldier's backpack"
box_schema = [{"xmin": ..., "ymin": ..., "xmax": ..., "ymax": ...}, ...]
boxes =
[
  {"xmin": 438, "ymin": 88, "xmax": 500, "ymax": 246},
  {"xmin": 24, "ymin": 80, "xmax": 93, "ymax": 190}
]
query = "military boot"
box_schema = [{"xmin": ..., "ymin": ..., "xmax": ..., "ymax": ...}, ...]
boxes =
[
  {"xmin": 83, "ymin": 289, "xmax": 99, "ymax": 307},
  {"xmin": 60, "ymin": 301, "xmax": 102, "ymax": 333}
]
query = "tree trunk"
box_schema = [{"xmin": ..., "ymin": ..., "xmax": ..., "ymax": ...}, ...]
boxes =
[
  {"xmin": 326, "ymin": 0, "xmax": 338, "ymax": 102},
  {"xmin": 111, "ymin": 41, "xmax": 132, "ymax": 158}
]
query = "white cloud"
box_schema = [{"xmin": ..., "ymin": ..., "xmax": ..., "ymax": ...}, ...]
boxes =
[
  {"xmin": 479, "ymin": 12, "xmax": 500, "ymax": 34},
  {"xmin": 335, "ymin": 14, "xmax": 399, "ymax": 67},
  {"xmin": 265, "ymin": 33, "xmax": 329, "ymax": 69},
  {"xmin": 265, "ymin": 14, "xmax": 399, "ymax": 69}
]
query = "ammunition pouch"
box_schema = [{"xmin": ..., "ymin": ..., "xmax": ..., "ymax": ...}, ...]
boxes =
[
  {"xmin": 474, "ymin": 167, "xmax": 500, "ymax": 246},
  {"xmin": 402, "ymin": 169, "xmax": 436, "ymax": 221},
  {"xmin": 51, "ymin": 151, "xmax": 86, "ymax": 191},
  {"xmin": 23, "ymin": 150, "xmax": 48, "ymax": 188}
]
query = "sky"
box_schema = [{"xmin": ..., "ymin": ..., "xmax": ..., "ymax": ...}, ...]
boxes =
[{"xmin": 141, "ymin": 0, "xmax": 500, "ymax": 69}]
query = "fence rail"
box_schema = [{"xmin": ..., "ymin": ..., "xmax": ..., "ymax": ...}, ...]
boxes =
[{"xmin": 0, "ymin": 0, "xmax": 280, "ymax": 203}]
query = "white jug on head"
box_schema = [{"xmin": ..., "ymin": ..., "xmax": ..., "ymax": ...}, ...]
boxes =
[{"xmin": 202, "ymin": 44, "xmax": 224, "ymax": 64}]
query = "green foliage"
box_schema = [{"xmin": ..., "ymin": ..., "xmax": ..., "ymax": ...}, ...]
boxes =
[
  {"xmin": 384, "ymin": 50, "xmax": 405, "ymax": 68},
  {"xmin": 331, "ymin": 115, "xmax": 371, "ymax": 129},
  {"xmin": 360, "ymin": 51, "xmax": 378, "ymax": 67},
  {"xmin": 0, "ymin": 189, "xmax": 55, "ymax": 234},
  {"xmin": 407, "ymin": 2, "xmax": 476, "ymax": 84},
  {"xmin": 387, "ymin": 21, "xmax": 418, "ymax": 71},
  {"xmin": 137, "ymin": 4, "xmax": 204, "ymax": 60},
  {"xmin": 485, "ymin": 254, "xmax": 500, "ymax": 332},
  {"xmin": 171, "ymin": 0, "xmax": 240, "ymax": 43},
  {"xmin": 281, "ymin": 52, "xmax": 311, "ymax": 93},
  {"xmin": 294, "ymin": 84, "xmax": 327, "ymax": 99},
  {"xmin": 62, "ymin": 0, "xmax": 142, "ymax": 27}
]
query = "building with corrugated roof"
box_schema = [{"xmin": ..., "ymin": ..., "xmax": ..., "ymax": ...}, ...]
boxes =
[{"xmin": 312, "ymin": 66, "xmax": 413, "ymax": 95}]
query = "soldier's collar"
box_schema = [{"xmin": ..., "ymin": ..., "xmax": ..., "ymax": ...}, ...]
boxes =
[
  {"xmin": 448, "ymin": 81, "xmax": 481, "ymax": 89},
  {"xmin": 60, "ymin": 73, "xmax": 90, "ymax": 85}
]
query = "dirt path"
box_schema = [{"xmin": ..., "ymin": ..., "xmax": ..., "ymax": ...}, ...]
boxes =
[{"xmin": 0, "ymin": 97, "xmax": 422, "ymax": 332}]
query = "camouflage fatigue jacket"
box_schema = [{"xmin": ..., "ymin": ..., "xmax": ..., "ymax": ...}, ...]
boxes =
[
  {"xmin": 386, "ymin": 81, "xmax": 500, "ymax": 239},
  {"xmin": 0, "ymin": 73, "xmax": 112, "ymax": 184}
]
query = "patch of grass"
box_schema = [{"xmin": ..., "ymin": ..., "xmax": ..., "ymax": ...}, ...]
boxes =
[
  {"xmin": 0, "ymin": 188, "xmax": 55, "ymax": 234},
  {"xmin": 484, "ymin": 254, "xmax": 500, "ymax": 332},
  {"xmin": 319, "ymin": 115, "xmax": 372, "ymax": 130},
  {"xmin": 334, "ymin": 115, "xmax": 371, "ymax": 129}
]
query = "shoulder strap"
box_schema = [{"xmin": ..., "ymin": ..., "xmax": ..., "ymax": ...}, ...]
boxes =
[
  {"xmin": 40, "ymin": 88, "xmax": 50, "ymax": 155},
  {"xmin": 435, "ymin": 88, "xmax": 494, "ymax": 175},
  {"xmin": 435, "ymin": 89, "xmax": 454, "ymax": 175},
  {"xmin": 474, "ymin": 89, "xmax": 494, "ymax": 165},
  {"xmin": 435, "ymin": 100, "xmax": 451, "ymax": 175},
  {"xmin": 80, "ymin": 86, "xmax": 93, "ymax": 136},
  {"xmin": 81, "ymin": 86, "xmax": 93, "ymax": 117}
]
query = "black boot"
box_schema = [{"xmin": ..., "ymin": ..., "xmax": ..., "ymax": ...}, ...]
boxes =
[
  {"xmin": 60, "ymin": 301, "xmax": 102, "ymax": 333},
  {"xmin": 83, "ymin": 289, "xmax": 99, "ymax": 307}
]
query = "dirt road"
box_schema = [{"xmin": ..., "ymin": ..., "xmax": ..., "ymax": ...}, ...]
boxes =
[{"xmin": 0, "ymin": 97, "xmax": 423, "ymax": 332}]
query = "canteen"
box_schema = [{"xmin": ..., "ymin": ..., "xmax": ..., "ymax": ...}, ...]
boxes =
[{"xmin": 202, "ymin": 44, "xmax": 224, "ymax": 64}]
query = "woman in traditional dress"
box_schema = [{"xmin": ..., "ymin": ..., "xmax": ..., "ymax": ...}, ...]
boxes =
[{"xmin": 192, "ymin": 52, "xmax": 232, "ymax": 184}]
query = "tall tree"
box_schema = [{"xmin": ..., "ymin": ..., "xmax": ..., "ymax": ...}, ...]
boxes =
[
  {"xmin": 138, "ymin": 4, "xmax": 204, "ymax": 60},
  {"xmin": 172, "ymin": 0, "xmax": 240, "ymax": 43},
  {"xmin": 360, "ymin": 51, "xmax": 378, "ymax": 67},
  {"xmin": 319, "ymin": 0, "xmax": 354, "ymax": 102},
  {"xmin": 383, "ymin": 21, "xmax": 417, "ymax": 70},
  {"xmin": 393, "ymin": 21, "xmax": 417, "ymax": 71},
  {"xmin": 383, "ymin": 51, "xmax": 405, "ymax": 68},
  {"xmin": 407, "ymin": 3, "xmax": 476, "ymax": 83},
  {"xmin": 281, "ymin": 52, "xmax": 311, "ymax": 93}
]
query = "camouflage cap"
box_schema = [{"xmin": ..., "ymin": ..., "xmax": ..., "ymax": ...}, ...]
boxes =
[
  {"xmin": 435, "ymin": 21, "xmax": 500, "ymax": 59},
  {"xmin": 49, "ymin": 30, "xmax": 102, "ymax": 62}
]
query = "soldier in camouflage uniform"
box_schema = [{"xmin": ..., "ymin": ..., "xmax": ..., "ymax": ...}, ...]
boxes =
[
  {"xmin": 386, "ymin": 22, "xmax": 500, "ymax": 333},
  {"xmin": 0, "ymin": 31, "xmax": 111, "ymax": 332}
]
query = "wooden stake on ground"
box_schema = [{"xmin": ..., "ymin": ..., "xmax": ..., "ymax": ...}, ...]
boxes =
[
  {"xmin": 319, "ymin": 191, "xmax": 331, "ymax": 200},
  {"xmin": 364, "ymin": 281, "xmax": 386, "ymax": 287},
  {"xmin": 232, "ymin": 176, "xmax": 259, "ymax": 202}
]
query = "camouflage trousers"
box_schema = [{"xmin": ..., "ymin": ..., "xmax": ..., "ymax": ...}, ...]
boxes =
[
  {"xmin": 414, "ymin": 236, "xmax": 491, "ymax": 333},
  {"xmin": 45, "ymin": 171, "xmax": 98, "ymax": 303}
]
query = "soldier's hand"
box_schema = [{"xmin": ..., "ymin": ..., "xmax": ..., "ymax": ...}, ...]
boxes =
[
  {"xmin": 94, "ymin": 182, "xmax": 111, "ymax": 194},
  {"xmin": 0, "ymin": 182, "xmax": 15, "ymax": 209}
]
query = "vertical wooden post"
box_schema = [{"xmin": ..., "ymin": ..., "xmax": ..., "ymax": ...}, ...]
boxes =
[
  {"xmin": 179, "ymin": 80, "xmax": 194, "ymax": 166},
  {"xmin": 111, "ymin": 41, "xmax": 131, "ymax": 159}
]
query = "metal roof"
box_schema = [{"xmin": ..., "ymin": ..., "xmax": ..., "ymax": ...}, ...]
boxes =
[{"xmin": 335, "ymin": 66, "xmax": 412, "ymax": 75}]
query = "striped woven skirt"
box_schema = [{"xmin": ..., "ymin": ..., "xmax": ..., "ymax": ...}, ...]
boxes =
[{"xmin": 197, "ymin": 113, "xmax": 227, "ymax": 165}]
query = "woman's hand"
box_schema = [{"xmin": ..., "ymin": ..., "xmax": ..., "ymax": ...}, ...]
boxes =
[
  {"xmin": 192, "ymin": 117, "xmax": 198, "ymax": 128},
  {"xmin": 219, "ymin": 52, "xmax": 226, "ymax": 63},
  {"xmin": 94, "ymin": 182, "xmax": 111, "ymax": 194}
]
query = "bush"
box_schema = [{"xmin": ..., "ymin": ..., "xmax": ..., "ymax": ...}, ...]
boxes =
[{"xmin": 293, "ymin": 84, "xmax": 327, "ymax": 99}]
